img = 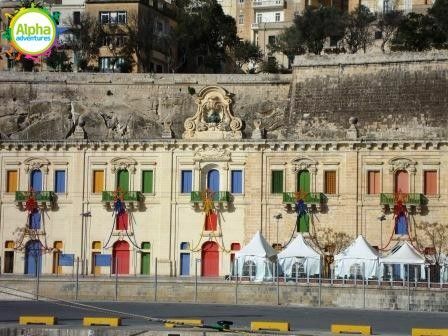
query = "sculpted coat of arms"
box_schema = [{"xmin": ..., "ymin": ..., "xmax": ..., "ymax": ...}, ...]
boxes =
[{"xmin": 183, "ymin": 86, "xmax": 243, "ymax": 139}]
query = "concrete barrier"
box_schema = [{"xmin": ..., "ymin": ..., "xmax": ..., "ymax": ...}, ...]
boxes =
[
  {"xmin": 83, "ymin": 317, "xmax": 121, "ymax": 327},
  {"xmin": 19, "ymin": 316, "xmax": 56, "ymax": 325},
  {"xmin": 164, "ymin": 319, "xmax": 203, "ymax": 328},
  {"xmin": 331, "ymin": 324, "xmax": 372, "ymax": 335},
  {"xmin": 250, "ymin": 321, "xmax": 290, "ymax": 331},
  {"xmin": 412, "ymin": 328, "xmax": 448, "ymax": 336}
]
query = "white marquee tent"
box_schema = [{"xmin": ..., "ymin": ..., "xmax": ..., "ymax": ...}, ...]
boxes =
[
  {"xmin": 380, "ymin": 241, "xmax": 426, "ymax": 280},
  {"xmin": 234, "ymin": 231, "xmax": 277, "ymax": 282},
  {"xmin": 334, "ymin": 235, "xmax": 379, "ymax": 279},
  {"xmin": 278, "ymin": 234, "xmax": 321, "ymax": 278}
]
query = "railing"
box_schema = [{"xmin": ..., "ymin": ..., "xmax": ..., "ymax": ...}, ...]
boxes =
[
  {"xmin": 282, "ymin": 192, "xmax": 325, "ymax": 204},
  {"xmin": 190, "ymin": 191, "xmax": 231, "ymax": 203},
  {"xmin": 15, "ymin": 191, "xmax": 55, "ymax": 202},
  {"xmin": 379, "ymin": 193, "xmax": 424, "ymax": 206},
  {"xmin": 253, "ymin": 0, "xmax": 284, "ymax": 7},
  {"xmin": 101, "ymin": 191, "xmax": 143, "ymax": 202}
]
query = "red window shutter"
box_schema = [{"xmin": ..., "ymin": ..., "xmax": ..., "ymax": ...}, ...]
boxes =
[
  {"xmin": 424, "ymin": 171, "xmax": 437, "ymax": 195},
  {"xmin": 368, "ymin": 171, "xmax": 380, "ymax": 194}
]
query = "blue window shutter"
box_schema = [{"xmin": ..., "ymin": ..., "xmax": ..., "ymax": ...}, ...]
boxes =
[
  {"xmin": 207, "ymin": 170, "xmax": 220, "ymax": 192},
  {"xmin": 181, "ymin": 170, "xmax": 192, "ymax": 193},
  {"xmin": 231, "ymin": 170, "xmax": 243, "ymax": 194},
  {"xmin": 54, "ymin": 170, "xmax": 66, "ymax": 193},
  {"xmin": 31, "ymin": 170, "xmax": 42, "ymax": 192}
]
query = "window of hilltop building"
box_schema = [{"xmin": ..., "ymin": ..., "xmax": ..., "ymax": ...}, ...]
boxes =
[
  {"xmin": 256, "ymin": 13, "xmax": 262, "ymax": 23},
  {"xmin": 239, "ymin": 0, "xmax": 244, "ymax": 3},
  {"xmin": 271, "ymin": 170, "xmax": 284, "ymax": 194},
  {"xmin": 6, "ymin": 170, "xmax": 18, "ymax": 193},
  {"xmin": 231, "ymin": 170, "xmax": 243, "ymax": 194},
  {"xmin": 238, "ymin": 15, "xmax": 244, "ymax": 24},
  {"xmin": 367, "ymin": 171, "xmax": 380, "ymax": 195},
  {"xmin": 117, "ymin": 11, "xmax": 127, "ymax": 24},
  {"xmin": 99, "ymin": 57, "xmax": 125, "ymax": 72},
  {"xmin": 268, "ymin": 35, "xmax": 276, "ymax": 45},
  {"xmin": 424, "ymin": 170, "xmax": 437, "ymax": 196},
  {"xmin": 141, "ymin": 170, "xmax": 154, "ymax": 194},
  {"xmin": 100, "ymin": 11, "xmax": 127, "ymax": 25},
  {"xmin": 275, "ymin": 12, "xmax": 281, "ymax": 22},
  {"xmin": 324, "ymin": 170, "xmax": 336, "ymax": 195},
  {"xmin": 54, "ymin": 170, "xmax": 66, "ymax": 194},
  {"xmin": 73, "ymin": 11, "xmax": 81, "ymax": 25},
  {"xmin": 181, "ymin": 170, "xmax": 193, "ymax": 194}
]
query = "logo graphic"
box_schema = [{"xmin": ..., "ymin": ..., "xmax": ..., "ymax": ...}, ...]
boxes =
[
  {"xmin": 9, "ymin": 8, "xmax": 56, "ymax": 56},
  {"xmin": 2, "ymin": 2, "xmax": 60, "ymax": 61}
]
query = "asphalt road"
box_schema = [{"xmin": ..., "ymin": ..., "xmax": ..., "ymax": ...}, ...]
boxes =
[{"xmin": 0, "ymin": 301, "xmax": 447, "ymax": 334}]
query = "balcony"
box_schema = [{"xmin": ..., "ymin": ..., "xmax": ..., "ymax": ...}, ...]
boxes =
[
  {"xmin": 15, "ymin": 191, "xmax": 55, "ymax": 203},
  {"xmin": 253, "ymin": 0, "xmax": 284, "ymax": 8},
  {"xmin": 379, "ymin": 193, "xmax": 424, "ymax": 206},
  {"xmin": 191, "ymin": 191, "xmax": 231, "ymax": 203},
  {"xmin": 251, "ymin": 21, "xmax": 289, "ymax": 30},
  {"xmin": 282, "ymin": 192, "xmax": 325, "ymax": 205},
  {"xmin": 102, "ymin": 191, "xmax": 143, "ymax": 203}
]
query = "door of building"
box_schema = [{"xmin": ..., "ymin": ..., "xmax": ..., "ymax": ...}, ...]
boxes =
[
  {"xmin": 141, "ymin": 252, "xmax": 150, "ymax": 275},
  {"xmin": 117, "ymin": 170, "xmax": 129, "ymax": 192},
  {"xmin": 207, "ymin": 170, "xmax": 220, "ymax": 193},
  {"xmin": 297, "ymin": 170, "xmax": 310, "ymax": 193},
  {"xmin": 4, "ymin": 251, "xmax": 14, "ymax": 273},
  {"xmin": 201, "ymin": 242, "xmax": 219, "ymax": 277},
  {"xmin": 180, "ymin": 252, "xmax": 190, "ymax": 276},
  {"xmin": 25, "ymin": 240, "xmax": 42, "ymax": 276},
  {"xmin": 112, "ymin": 240, "xmax": 130, "ymax": 274}
]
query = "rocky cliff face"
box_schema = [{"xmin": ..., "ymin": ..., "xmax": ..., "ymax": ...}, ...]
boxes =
[{"xmin": 1, "ymin": 52, "xmax": 447, "ymax": 142}]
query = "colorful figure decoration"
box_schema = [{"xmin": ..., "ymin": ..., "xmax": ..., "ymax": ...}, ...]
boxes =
[
  {"xmin": 393, "ymin": 191, "xmax": 408, "ymax": 235},
  {"xmin": 113, "ymin": 188, "xmax": 125, "ymax": 214},
  {"xmin": 294, "ymin": 191, "xmax": 310, "ymax": 233},
  {"xmin": 201, "ymin": 189, "xmax": 215, "ymax": 215},
  {"xmin": 25, "ymin": 189, "xmax": 38, "ymax": 213}
]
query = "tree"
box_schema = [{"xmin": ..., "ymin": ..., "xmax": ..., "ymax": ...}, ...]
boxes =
[
  {"xmin": 65, "ymin": 13, "xmax": 105, "ymax": 71},
  {"xmin": 174, "ymin": 0, "xmax": 239, "ymax": 73},
  {"xmin": 428, "ymin": 0, "xmax": 448, "ymax": 45},
  {"xmin": 232, "ymin": 40, "xmax": 263, "ymax": 72},
  {"xmin": 293, "ymin": 6, "xmax": 346, "ymax": 55},
  {"xmin": 268, "ymin": 25, "xmax": 305, "ymax": 67},
  {"xmin": 45, "ymin": 48, "xmax": 72, "ymax": 72},
  {"xmin": 392, "ymin": 13, "xmax": 436, "ymax": 51},
  {"xmin": 260, "ymin": 56, "xmax": 279, "ymax": 73},
  {"xmin": 377, "ymin": 10, "xmax": 403, "ymax": 53},
  {"xmin": 414, "ymin": 221, "xmax": 448, "ymax": 271},
  {"xmin": 344, "ymin": 5, "xmax": 376, "ymax": 53}
]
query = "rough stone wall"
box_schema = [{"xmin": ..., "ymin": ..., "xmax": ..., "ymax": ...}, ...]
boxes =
[
  {"xmin": 289, "ymin": 51, "xmax": 448, "ymax": 141},
  {"xmin": 0, "ymin": 73, "xmax": 291, "ymax": 141}
]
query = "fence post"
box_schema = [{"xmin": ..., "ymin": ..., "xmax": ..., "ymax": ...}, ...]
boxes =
[
  {"xmin": 330, "ymin": 264, "xmax": 334, "ymax": 286},
  {"xmin": 427, "ymin": 266, "xmax": 430, "ymax": 289},
  {"xmin": 195, "ymin": 258, "xmax": 198, "ymax": 304},
  {"xmin": 363, "ymin": 262, "xmax": 366, "ymax": 309},
  {"xmin": 276, "ymin": 261, "xmax": 280, "ymax": 305},
  {"xmin": 407, "ymin": 264, "xmax": 411, "ymax": 311},
  {"xmin": 35, "ymin": 255, "xmax": 40, "ymax": 301},
  {"xmin": 318, "ymin": 257, "xmax": 322, "ymax": 307},
  {"xmin": 235, "ymin": 259, "xmax": 238, "ymax": 305},
  {"xmin": 115, "ymin": 257, "xmax": 118, "ymax": 301},
  {"xmin": 154, "ymin": 258, "xmax": 158, "ymax": 302},
  {"xmin": 75, "ymin": 257, "xmax": 80, "ymax": 300}
]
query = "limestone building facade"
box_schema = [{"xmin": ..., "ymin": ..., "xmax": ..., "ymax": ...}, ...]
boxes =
[{"xmin": 0, "ymin": 52, "xmax": 447, "ymax": 278}]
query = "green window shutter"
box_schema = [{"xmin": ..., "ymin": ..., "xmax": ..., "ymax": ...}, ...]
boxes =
[
  {"xmin": 271, "ymin": 170, "xmax": 283, "ymax": 194},
  {"xmin": 297, "ymin": 170, "xmax": 310, "ymax": 193},
  {"xmin": 142, "ymin": 170, "xmax": 153, "ymax": 193},
  {"xmin": 117, "ymin": 170, "xmax": 129, "ymax": 192},
  {"xmin": 141, "ymin": 242, "xmax": 151, "ymax": 249}
]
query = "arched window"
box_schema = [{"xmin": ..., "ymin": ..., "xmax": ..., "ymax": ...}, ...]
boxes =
[
  {"xmin": 30, "ymin": 169, "xmax": 42, "ymax": 192},
  {"xmin": 116, "ymin": 169, "xmax": 129, "ymax": 192},
  {"xmin": 242, "ymin": 260, "xmax": 256, "ymax": 277},
  {"xmin": 395, "ymin": 170, "xmax": 409, "ymax": 194},
  {"xmin": 291, "ymin": 261, "xmax": 306, "ymax": 278},
  {"xmin": 207, "ymin": 169, "xmax": 220, "ymax": 193},
  {"xmin": 349, "ymin": 263, "xmax": 362, "ymax": 279},
  {"xmin": 297, "ymin": 170, "xmax": 310, "ymax": 193}
]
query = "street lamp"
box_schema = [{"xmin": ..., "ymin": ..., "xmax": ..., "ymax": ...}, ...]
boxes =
[
  {"xmin": 273, "ymin": 213, "xmax": 283, "ymax": 249},
  {"xmin": 378, "ymin": 214, "xmax": 386, "ymax": 248}
]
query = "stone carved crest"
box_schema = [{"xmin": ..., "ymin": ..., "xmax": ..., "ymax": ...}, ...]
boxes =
[
  {"xmin": 291, "ymin": 157, "xmax": 317, "ymax": 173},
  {"xmin": 183, "ymin": 86, "xmax": 243, "ymax": 140},
  {"xmin": 110, "ymin": 157, "xmax": 137, "ymax": 173},
  {"xmin": 23, "ymin": 157, "xmax": 50, "ymax": 173},
  {"xmin": 388, "ymin": 157, "xmax": 416, "ymax": 173},
  {"xmin": 194, "ymin": 148, "xmax": 231, "ymax": 162}
]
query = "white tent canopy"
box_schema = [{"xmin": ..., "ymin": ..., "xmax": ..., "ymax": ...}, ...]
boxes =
[
  {"xmin": 235, "ymin": 231, "xmax": 277, "ymax": 281},
  {"xmin": 277, "ymin": 234, "xmax": 321, "ymax": 278},
  {"xmin": 380, "ymin": 241, "xmax": 426, "ymax": 280},
  {"xmin": 334, "ymin": 235, "xmax": 379, "ymax": 279}
]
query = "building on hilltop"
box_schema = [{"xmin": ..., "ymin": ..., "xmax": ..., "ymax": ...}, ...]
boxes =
[{"xmin": 0, "ymin": 52, "xmax": 447, "ymax": 278}]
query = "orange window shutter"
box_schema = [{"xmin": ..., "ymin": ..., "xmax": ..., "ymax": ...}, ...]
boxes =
[
  {"xmin": 424, "ymin": 171, "xmax": 437, "ymax": 195},
  {"xmin": 325, "ymin": 171, "xmax": 336, "ymax": 194},
  {"xmin": 93, "ymin": 170, "xmax": 104, "ymax": 193},
  {"xmin": 368, "ymin": 171, "xmax": 380, "ymax": 194},
  {"xmin": 7, "ymin": 170, "xmax": 18, "ymax": 193}
]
